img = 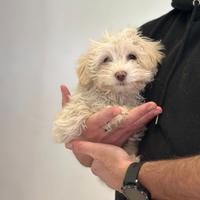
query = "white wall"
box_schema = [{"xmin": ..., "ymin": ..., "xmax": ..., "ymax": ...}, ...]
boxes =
[{"xmin": 0, "ymin": 0, "xmax": 171, "ymax": 200}]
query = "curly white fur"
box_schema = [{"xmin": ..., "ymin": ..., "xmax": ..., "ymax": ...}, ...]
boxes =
[{"xmin": 53, "ymin": 28, "xmax": 164, "ymax": 156}]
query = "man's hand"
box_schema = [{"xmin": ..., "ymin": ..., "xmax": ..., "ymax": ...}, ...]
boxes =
[
  {"xmin": 61, "ymin": 85, "xmax": 70, "ymax": 107},
  {"xmin": 60, "ymin": 85, "xmax": 162, "ymax": 166},
  {"xmin": 66, "ymin": 140, "xmax": 134, "ymax": 192}
]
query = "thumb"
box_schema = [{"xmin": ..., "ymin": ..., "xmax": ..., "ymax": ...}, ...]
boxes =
[{"xmin": 60, "ymin": 85, "xmax": 70, "ymax": 107}]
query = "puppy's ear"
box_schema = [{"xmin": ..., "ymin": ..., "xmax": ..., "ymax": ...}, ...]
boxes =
[
  {"xmin": 125, "ymin": 28, "xmax": 164, "ymax": 71},
  {"xmin": 139, "ymin": 37, "xmax": 164, "ymax": 70},
  {"xmin": 77, "ymin": 52, "xmax": 92, "ymax": 87}
]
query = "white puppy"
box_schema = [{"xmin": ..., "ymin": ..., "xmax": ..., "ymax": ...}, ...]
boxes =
[{"xmin": 53, "ymin": 28, "xmax": 164, "ymax": 156}]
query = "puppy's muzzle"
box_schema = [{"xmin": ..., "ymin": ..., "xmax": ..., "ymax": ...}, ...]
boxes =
[{"xmin": 115, "ymin": 71, "xmax": 127, "ymax": 82}]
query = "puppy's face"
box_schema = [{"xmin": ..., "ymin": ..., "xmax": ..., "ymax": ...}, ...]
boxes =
[{"xmin": 77, "ymin": 29, "xmax": 164, "ymax": 94}]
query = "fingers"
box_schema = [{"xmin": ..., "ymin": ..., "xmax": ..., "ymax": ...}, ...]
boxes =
[
  {"xmin": 73, "ymin": 152, "xmax": 93, "ymax": 167},
  {"xmin": 83, "ymin": 107, "xmax": 122, "ymax": 139},
  {"xmin": 133, "ymin": 106, "xmax": 162, "ymax": 130},
  {"xmin": 70, "ymin": 141, "xmax": 100, "ymax": 159},
  {"xmin": 125, "ymin": 102, "xmax": 157, "ymax": 125},
  {"xmin": 101, "ymin": 103, "xmax": 162, "ymax": 147},
  {"xmin": 69, "ymin": 102, "xmax": 161, "ymax": 148},
  {"xmin": 70, "ymin": 140, "xmax": 120, "ymax": 161},
  {"xmin": 60, "ymin": 85, "xmax": 70, "ymax": 107},
  {"xmin": 84, "ymin": 102, "xmax": 160, "ymax": 141},
  {"xmin": 86, "ymin": 107, "xmax": 122, "ymax": 128},
  {"xmin": 65, "ymin": 137, "xmax": 94, "ymax": 167}
]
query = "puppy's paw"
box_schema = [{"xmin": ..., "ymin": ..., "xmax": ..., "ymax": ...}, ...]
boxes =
[{"xmin": 103, "ymin": 107, "xmax": 128, "ymax": 133}]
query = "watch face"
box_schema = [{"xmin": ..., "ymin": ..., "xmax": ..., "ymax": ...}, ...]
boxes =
[{"xmin": 123, "ymin": 186, "xmax": 149, "ymax": 200}]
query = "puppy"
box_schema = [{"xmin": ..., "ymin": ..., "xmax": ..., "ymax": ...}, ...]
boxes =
[{"xmin": 53, "ymin": 28, "xmax": 164, "ymax": 156}]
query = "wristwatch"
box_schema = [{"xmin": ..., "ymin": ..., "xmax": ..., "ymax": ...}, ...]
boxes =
[{"xmin": 121, "ymin": 162, "xmax": 151, "ymax": 200}]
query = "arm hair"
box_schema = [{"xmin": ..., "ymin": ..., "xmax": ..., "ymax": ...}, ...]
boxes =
[{"xmin": 139, "ymin": 156, "xmax": 200, "ymax": 200}]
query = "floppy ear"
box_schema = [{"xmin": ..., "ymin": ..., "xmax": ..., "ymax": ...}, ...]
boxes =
[
  {"xmin": 140, "ymin": 37, "xmax": 164, "ymax": 69},
  {"xmin": 76, "ymin": 53, "xmax": 92, "ymax": 87},
  {"xmin": 124, "ymin": 28, "xmax": 164, "ymax": 71}
]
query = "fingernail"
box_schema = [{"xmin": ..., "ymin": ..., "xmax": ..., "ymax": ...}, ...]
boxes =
[
  {"xmin": 154, "ymin": 108, "xmax": 162, "ymax": 115},
  {"xmin": 65, "ymin": 143, "xmax": 72, "ymax": 150},
  {"xmin": 148, "ymin": 102, "xmax": 157, "ymax": 110},
  {"xmin": 113, "ymin": 107, "xmax": 122, "ymax": 115}
]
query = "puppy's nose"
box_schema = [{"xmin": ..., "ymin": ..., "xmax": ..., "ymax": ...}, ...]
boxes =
[{"xmin": 115, "ymin": 71, "xmax": 127, "ymax": 81}]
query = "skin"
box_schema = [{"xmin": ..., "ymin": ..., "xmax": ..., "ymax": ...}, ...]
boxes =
[
  {"xmin": 139, "ymin": 156, "xmax": 200, "ymax": 200},
  {"xmin": 62, "ymin": 85, "xmax": 200, "ymax": 200}
]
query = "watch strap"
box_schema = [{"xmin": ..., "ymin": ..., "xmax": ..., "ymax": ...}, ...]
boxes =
[{"xmin": 123, "ymin": 162, "xmax": 145, "ymax": 186}]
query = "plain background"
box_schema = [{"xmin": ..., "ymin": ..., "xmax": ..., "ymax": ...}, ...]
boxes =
[{"xmin": 0, "ymin": 0, "xmax": 171, "ymax": 200}]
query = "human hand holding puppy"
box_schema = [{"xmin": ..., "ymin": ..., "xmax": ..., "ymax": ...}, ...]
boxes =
[{"xmin": 61, "ymin": 85, "xmax": 162, "ymax": 167}]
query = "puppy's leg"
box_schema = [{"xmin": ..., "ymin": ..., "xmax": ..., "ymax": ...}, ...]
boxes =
[
  {"xmin": 103, "ymin": 107, "xmax": 128, "ymax": 133},
  {"xmin": 123, "ymin": 130, "xmax": 145, "ymax": 162},
  {"xmin": 123, "ymin": 139, "xmax": 140, "ymax": 162}
]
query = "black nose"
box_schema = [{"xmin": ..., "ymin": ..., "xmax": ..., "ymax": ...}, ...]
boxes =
[{"xmin": 115, "ymin": 71, "xmax": 127, "ymax": 81}]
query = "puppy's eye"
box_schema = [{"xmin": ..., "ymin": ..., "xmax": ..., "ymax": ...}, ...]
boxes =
[
  {"xmin": 127, "ymin": 54, "xmax": 137, "ymax": 61},
  {"xmin": 102, "ymin": 57, "xmax": 112, "ymax": 64}
]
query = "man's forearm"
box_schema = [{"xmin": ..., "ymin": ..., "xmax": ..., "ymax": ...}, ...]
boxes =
[{"xmin": 139, "ymin": 156, "xmax": 200, "ymax": 200}]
